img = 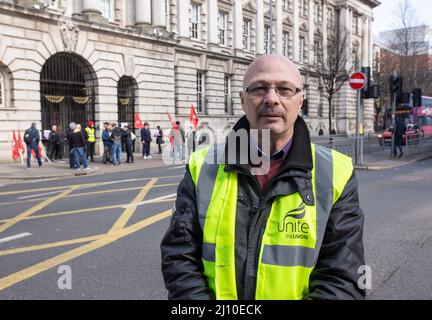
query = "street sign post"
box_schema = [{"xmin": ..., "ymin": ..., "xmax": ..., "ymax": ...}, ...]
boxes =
[{"xmin": 350, "ymin": 71, "xmax": 367, "ymax": 165}]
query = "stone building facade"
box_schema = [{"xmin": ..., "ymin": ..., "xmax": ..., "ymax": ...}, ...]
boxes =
[{"xmin": 0, "ymin": 0, "xmax": 379, "ymax": 160}]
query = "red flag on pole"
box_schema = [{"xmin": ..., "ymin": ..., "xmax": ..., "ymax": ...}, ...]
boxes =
[
  {"xmin": 167, "ymin": 112, "xmax": 179, "ymax": 130},
  {"xmin": 12, "ymin": 130, "xmax": 20, "ymax": 160},
  {"xmin": 134, "ymin": 113, "xmax": 144, "ymax": 129},
  {"xmin": 17, "ymin": 129, "xmax": 26, "ymax": 154},
  {"xmin": 189, "ymin": 105, "xmax": 199, "ymax": 130}
]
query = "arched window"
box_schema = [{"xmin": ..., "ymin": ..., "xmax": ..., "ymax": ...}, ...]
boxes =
[
  {"xmin": 117, "ymin": 76, "xmax": 137, "ymax": 130},
  {"xmin": 0, "ymin": 64, "xmax": 12, "ymax": 109}
]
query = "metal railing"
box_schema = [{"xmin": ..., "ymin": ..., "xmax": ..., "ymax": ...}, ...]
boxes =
[{"xmin": 313, "ymin": 136, "xmax": 364, "ymax": 165}]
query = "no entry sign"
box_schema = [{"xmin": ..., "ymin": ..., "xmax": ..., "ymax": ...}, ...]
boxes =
[{"xmin": 349, "ymin": 72, "xmax": 367, "ymax": 90}]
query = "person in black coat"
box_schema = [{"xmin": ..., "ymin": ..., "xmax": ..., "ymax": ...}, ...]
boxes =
[
  {"xmin": 140, "ymin": 122, "xmax": 152, "ymax": 159},
  {"xmin": 122, "ymin": 125, "xmax": 134, "ymax": 163},
  {"xmin": 155, "ymin": 126, "xmax": 164, "ymax": 154},
  {"xmin": 394, "ymin": 120, "xmax": 406, "ymax": 158}
]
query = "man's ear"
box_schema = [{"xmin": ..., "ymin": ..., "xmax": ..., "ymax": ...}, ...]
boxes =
[
  {"xmin": 298, "ymin": 92, "xmax": 305, "ymax": 113},
  {"xmin": 240, "ymin": 91, "xmax": 246, "ymax": 112}
]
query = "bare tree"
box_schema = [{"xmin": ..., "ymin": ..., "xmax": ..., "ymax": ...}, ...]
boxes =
[
  {"xmin": 315, "ymin": 30, "xmax": 353, "ymax": 135},
  {"xmin": 381, "ymin": 0, "xmax": 432, "ymax": 93}
]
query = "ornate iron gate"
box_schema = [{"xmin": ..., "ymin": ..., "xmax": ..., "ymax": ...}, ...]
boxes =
[
  {"xmin": 117, "ymin": 76, "xmax": 136, "ymax": 130},
  {"xmin": 40, "ymin": 53, "xmax": 96, "ymax": 133}
]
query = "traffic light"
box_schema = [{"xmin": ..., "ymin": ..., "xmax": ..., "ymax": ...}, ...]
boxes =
[
  {"xmin": 412, "ymin": 88, "xmax": 422, "ymax": 107},
  {"xmin": 389, "ymin": 76, "xmax": 403, "ymax": 104},
  {"xmin": 361, "ymin": 67, "xmax": 371, "ymax": 98}
]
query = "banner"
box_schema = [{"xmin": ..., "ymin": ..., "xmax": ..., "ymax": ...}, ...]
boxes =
[
  {"xmin": 134, "ymin": 113, "xmax": 144, "ymax": 129},
  {"xmin": 189, "ymin": 104, "xmax": 199, "ymax": 130},
  {"xmin": 12, "ymin": 130, "xmax": 20, "ymax": 160},
  {"xmin": 167, "ymin": 112, "xmax": 179, "ymax": 130}
]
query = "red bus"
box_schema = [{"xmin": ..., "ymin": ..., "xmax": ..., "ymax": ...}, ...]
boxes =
[{"xmin": 385, "ymin": 95, "xmax": 432, "ymax": 136}]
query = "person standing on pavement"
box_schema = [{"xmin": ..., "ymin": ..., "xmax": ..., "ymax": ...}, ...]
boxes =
[
  {"xmin": 394, "ymin": 120, "xmax": 406, "ymax": 158},
  {"xmin": 169, "ymin": 122, "xmax": 185, "ymax": 162},
  {"xmin": 161, "ymin": 54, "xmax": 366, "ymax": 300},
  {"xmin": 186, "ymin": 126, "xmax": 196, "ymax": 158},
  {"xmin": 48, "ymin": 125, "xmax": 58, "ymax": 161},
  {"xmin": 85, "ymin": 121, "xmax": 96, "ymax": 162},
  {"xmin": 55, "ymin": 126, "xmax": 66, "ymax": 162},
  {"xmin": 102, "ymin": 122, "xmax": 113, "ymax": 164},
  {"xmin": 140, "ymin": 122, "xmax": 152, "ymax": 160},
  {"xmin": 67, "ymin": 122, "xmax": 76, "ymax": 168},
  {"xmin": 155, "ymin": 125, "xmax": 164, "ymax": 154},
  {"xmin": 111, "ymin": 123, "xmax": 124, "ymax": 166},
  {"xmin": 24, "ymin": 122, "xmax": 42, "ymax": 169},
  {"xmin": 71, "ymin": 124, "xmax": 89, "ymax": 171},
  {"xmin": 122, "ymin": 125, "xmax": 134, "ymax": 164}
]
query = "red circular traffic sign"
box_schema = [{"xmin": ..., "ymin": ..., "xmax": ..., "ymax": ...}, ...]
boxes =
[{"xmin": 349, "ymin": 72, "xmax": 367, "ymax": 90}]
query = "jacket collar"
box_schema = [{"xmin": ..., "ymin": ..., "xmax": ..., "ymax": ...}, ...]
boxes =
[{"xmin": 223, "ymin": 115, "xmax": 313, "ymax": 174}]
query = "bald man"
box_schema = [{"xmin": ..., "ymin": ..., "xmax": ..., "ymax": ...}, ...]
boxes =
[{"xmin": 161, "ymin": 55, "xmax": 365, "ymax": 300}]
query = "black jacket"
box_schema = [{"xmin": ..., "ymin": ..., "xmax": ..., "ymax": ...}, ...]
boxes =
[
  {"xmin": 141, "ymin": 128, "xmax": 152, "ymax": 143},
  {"xmin": 161, "ymin": 116, "xmax": 366, "ymax": 300},
  {"xmin": 71, "ymin": 130, "xmax": 86, "ymax": 148}
]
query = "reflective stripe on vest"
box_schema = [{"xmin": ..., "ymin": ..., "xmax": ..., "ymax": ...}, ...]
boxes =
[
  {"xmin": 188, "ymin": 143, "xmax": 353, "ymax": 300},
  {"xmin": 85, "ymin": 127, "xmax": 96, "ymax": 143}
]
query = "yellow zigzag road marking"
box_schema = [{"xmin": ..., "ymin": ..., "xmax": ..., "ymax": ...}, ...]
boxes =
[
  {"xmin": 0, "ymin": 209, "xmax": 172, "ymax": 291},
  {"xmin": 0, "ymin": 187, "xmax": 80, "ymax": 234}
]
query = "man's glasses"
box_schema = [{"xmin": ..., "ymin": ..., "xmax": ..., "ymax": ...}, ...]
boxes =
[{"xmin": 245, "ymin": 82, "xmax": 302, "ymax": 98}]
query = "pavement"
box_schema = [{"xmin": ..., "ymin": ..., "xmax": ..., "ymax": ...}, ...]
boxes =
[
  {"xmin": 0, "ymin": 152, "xmax": 183, "ymax": 181},
  {"xmin": 0, "ymin": 145, "xmax": 431, "ymax": 182}
]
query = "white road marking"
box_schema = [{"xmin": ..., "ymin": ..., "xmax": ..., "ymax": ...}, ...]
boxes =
[
  {"xmin": 19, "ymin": 190, "xmax": 64, "ymax": 200},
  {"xmin": 167, "ymin": 166, "xmax": 185, "ymax": 170},
  {"xmin": 122, "ymin": 193, "xmax": 177, "ymax": 208},
  {"xmin": 0, "ymin": 232, "xmax": 32, "ymax": 244}
]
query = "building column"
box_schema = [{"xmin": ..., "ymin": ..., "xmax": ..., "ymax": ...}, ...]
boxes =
[
  {"xmin": 208, "ymin": 0, "xmax": 219, "ymax": 45},
  {"xmin": 293, "ymin": 0, "xmax": 300, "ymax": 61},
  {"xmin": 256, "ymin": 0, "xmax": 264, "ymax": 54},
  {"xmin": 152, "ymin": 0, "xmax": 166, "ymax": 28},
  {"xmin": 322, "ymin": 2, "xmax": 327, "ymax": 65},
  {"xmin": 135, "ymin": 0, "xmax": 151, "ymax": 27},
  {"xmin": 275, "ymin": 0, "xmax": 283, "ymax": 54},
  {"xmin": 339, "ymin": 5, "xmax": 351, "ymax": 67},
  {"xmin": 362, "ymin": 15, "xmax": 369, "ymax": 67},
  {"xmin": 308, "ymin": 0, "xmax": 314, "ymax": 64},
  {"xmin": 177, "ymin": 0, "xmax": 190, "ymax": 38},
  {"xmin": 82, "ymin": 0, "xmax": 101, "ymax": 15},
  {"xmin": 368, "ymin": 17, "xmax": 373, "ymax": 69},
  {"xmin": 234, "ymin": 0, "xmax": 243, "ymax": 50},
  {"xmin": 124, "ymin": 0, "xmax": 135, "ymax": 28}
]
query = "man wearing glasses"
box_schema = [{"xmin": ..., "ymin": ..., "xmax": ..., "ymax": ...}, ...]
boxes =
[{"xmin": 161, "ymin": 54, "xmax": 366, "ymax": 300}]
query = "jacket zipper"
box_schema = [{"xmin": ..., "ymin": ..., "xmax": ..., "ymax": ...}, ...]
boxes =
[{"xmin": 233, "ymin": 167, "xmax": 311, "ymax": 300}]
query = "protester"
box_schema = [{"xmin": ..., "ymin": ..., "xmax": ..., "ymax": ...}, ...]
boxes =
[
  {"xmin": 170, "ymin": 121, "xmax": 185, "ymax": 162},
  {"xmin": 67, "ymin": 122, "xmax": 76, "ymax": 168},
  {"xmin": 102, "ymin": 122, "xmax": 113, "ymax": 164},
  {"xmin": 155, "ymin": 125, "xmax": 164, "ymax": 154},
  {"xmin": 122, "ymin": 125, "xmax": 134, "ymax": 164},
  {"xmin": 140, "ymin": 122, "xmax": 152, "ymax": 159},
  {"xmin": 55, "ymin": 126, "xmax": 66, "ymax": 162},
  {"xmin": 85, "ymin": 120, "xmax": 96, "ymax": 162},
  {"xmin": 47, "ymin": 125, "xmax": 58, "ymax": 161},
  {"xmin": 23, "ymin": 122, "xmax": 42, "ymax": 169},
  {"xmin": 186, "ymin": 126, "xmax": 195, "ymax": 157},
  {"xmin": 71, "ymin": 124, "xmax": 89, "ymax": 171},
  {"xmin": 111, "ymin": 123, "xmax": 123, "ymax": 166}
]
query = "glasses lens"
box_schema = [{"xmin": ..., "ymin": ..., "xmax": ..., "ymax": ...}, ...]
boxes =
[{"xmin": 276, "ymin": 83, "xmax": 297, "ymax": 97}]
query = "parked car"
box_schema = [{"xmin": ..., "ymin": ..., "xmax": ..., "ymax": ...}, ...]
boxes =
[{"xmin": 378, "ymin": 124, "xmax": 423, "ymax": 146}]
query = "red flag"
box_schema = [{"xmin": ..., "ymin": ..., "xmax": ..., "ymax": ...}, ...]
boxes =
[
  {"xmin": 189, "ymin": 105, "xmax": 199, "ymax": 130},
  {"xmin": 31, "ymin": 144, "xmax": 43, "ymax": 158},
  {"xmin": 134, "ymin": 113, "xmax": 143, "ymax": 129},
  {"xmin": 167, "ymin": 112, "xmax": 179, "ymax": 130},
  {"xmin": 12, "ymin": 130, "xmax": 20, "ymax": 160},
  {"xmin": 17, "ymin": 129, "xmax": 25, "ymax": 154}
]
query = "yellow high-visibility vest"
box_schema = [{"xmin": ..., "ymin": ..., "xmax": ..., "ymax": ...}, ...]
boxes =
[
  {"xmin": 85, "ymin": 127, "xmax": 96, "ymax": 143},
  {"xmin": 188, "ymin": 143, "xmax": 353, "ymax": 299}
]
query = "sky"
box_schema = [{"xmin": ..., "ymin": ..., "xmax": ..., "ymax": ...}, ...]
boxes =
[{"xmin": 372, "ymin": 0, "xmax": 432, "ymax": 36}]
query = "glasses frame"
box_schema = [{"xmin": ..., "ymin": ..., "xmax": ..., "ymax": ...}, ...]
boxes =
[{"xmin": 245, "ymin": 82, "xmax": 303, "ymax": 98}]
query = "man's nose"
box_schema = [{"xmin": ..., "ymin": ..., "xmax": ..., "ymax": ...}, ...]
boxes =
[{"xmin": 263, "ymin": 87, "xmax": 280, "ymax": 105}]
